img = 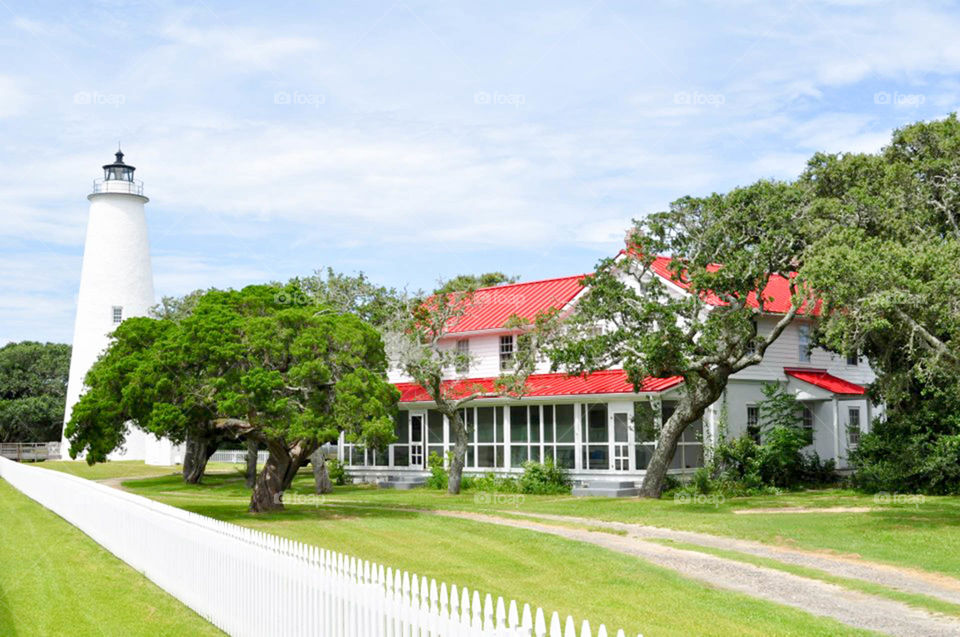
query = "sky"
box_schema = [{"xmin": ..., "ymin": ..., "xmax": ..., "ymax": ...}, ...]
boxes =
[{"xmin": 2, "ymin": 0, "xmax": 959, "ymax": 345}]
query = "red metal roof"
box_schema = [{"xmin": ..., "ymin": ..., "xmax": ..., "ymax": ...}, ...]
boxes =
[
  {"xmin": 396, "ymin": 369, "xmax": 683, "ymax": 403},
  {"xmin": 649, "ymin": 256, "xmax": 821, "ymax": 316},
  {"xmin": 444, "ymin": 275, "xmax": 586, "ymax": 334},
  {"xmin": 784, "ymin": 368, "xmax": 865, "ymax": 395}
]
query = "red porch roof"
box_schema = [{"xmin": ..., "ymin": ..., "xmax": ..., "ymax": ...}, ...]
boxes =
[
  {"xmin": 784, "ymin": 368, "xmax": 865, "ymax": 395},
  {"xmin": 443, "ymin": 275, "xmax": 586, "ymax": 334},
  {"xmin": 396, "ymin": 369, "xmax": 683, "ymax": 403}
]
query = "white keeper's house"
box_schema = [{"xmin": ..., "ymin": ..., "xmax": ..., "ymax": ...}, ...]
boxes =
[{"xmin": 340, "ymin": 258, "xmax": 876, "ymax": 487}]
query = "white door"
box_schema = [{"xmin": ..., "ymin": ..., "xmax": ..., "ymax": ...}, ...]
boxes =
[
  {"xmin": 611, "ymin": 410, "xmax": 630, "ymax": 471},
  {"xmin": 410, "ymin": 412, "xmax": 425, "ymax": 468}
]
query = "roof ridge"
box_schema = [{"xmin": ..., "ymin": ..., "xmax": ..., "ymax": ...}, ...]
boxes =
[{"xmin": 472, "ymin": 273, "xmax": 588, "ymax": 293}]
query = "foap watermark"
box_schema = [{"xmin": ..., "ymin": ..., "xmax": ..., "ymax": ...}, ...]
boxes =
[
  {"xmin": 873, "ymin": 91, "xmax": 925, "ymax": 107},
  {"xmin": 73, "ymin": 91, "xmax": 125, "ymax": 108},
  {"xmin": 274, "ymin": 492, "xmax": 327, "ymax": 507},
  {"xmin": 274, "ymin": 90, "xmax": 326, "ymax": 108},
  {"xmin": 474, "ymin": 491, "xmax": 525, "ymax": 507},
  {"xmin": 274, "ymin": 290, "xmax": 313, "ymax": 306},
  {"xmin": 673, "ymin": 90, "xmax": 725, "ymax": 107},
  {"xmin": 674, "ymin": 492, "xmax": 725, "ymax": 508},
  {"xmin": 474, "ymin": 91, "xmax": 526, "ymax": 108},
  {"xmin": 874, "ymin": 492, "xmax": 925, "ymax": 508}
]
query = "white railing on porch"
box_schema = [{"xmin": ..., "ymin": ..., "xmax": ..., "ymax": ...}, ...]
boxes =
[
  {"xmin": 0, "ymin": 456, "xmax": 637, "ymax": 637},
  {"xmin": 209, "ymin": 449, "xmax": 270, "ymax": 464},
  {"xmin": 0, "ymin": 441, "xmax": 60, "ymax": 461}
]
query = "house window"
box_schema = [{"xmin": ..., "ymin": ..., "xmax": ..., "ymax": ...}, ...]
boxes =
[
  {"xmin": 798, "ymin": 324, "xmax": 811, "ymax": 362},
  {"xmin": 846, "ymin": 352, "xmax": 858, "ymax": 366},
  {"xmin": 848, "ymin": 407, "xmax": 861, "ymax": 447},
  {"xmin": 455, "ymin": 339, "xmax": 470, "ymax": 373},
  {"xmin": 746, "ymin": 405, "xmax": 760, "ymax": 443},
  {"xmin": 499, "ymin": 335, "xmax": 514, "ymax": 371},
  {"xmin": 745, "ymin": 319, "xmax": 758, "ymax": 356},
  {"xmin": 111, "ymin": 306, "xmax": 123, "ymax": 324},
  {"xmin": 800, "ymin": 406, "xmax": 814, "ymax": 444}
]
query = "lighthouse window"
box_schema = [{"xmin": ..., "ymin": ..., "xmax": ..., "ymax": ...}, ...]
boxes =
[{"xmin": 112, "ymin": 306, "xmax": 123, "ymax": 324}]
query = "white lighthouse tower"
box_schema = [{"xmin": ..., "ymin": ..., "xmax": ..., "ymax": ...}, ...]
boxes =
[{"xmin": 61, "ymin": 149, "xmax": 155, "ymax": 460}]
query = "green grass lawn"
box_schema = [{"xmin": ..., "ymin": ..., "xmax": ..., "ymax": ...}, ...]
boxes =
[
  {"xmin": 0, "ymin": 479, "xmax": 221, "ymax": 637},
  {"xmin": 112, "ymin": 471, "xmax": 873, "ymax": 637},
  {"xmin": 36, "ymin": 459, "xmax": 243, "ymax": 480},
  {"xmin": 311, "ymin": 483, "xmax": 960, "ymax": 578}
]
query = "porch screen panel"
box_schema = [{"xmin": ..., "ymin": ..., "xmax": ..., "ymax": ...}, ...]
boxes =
[
  {"xmin": 554, "ymin": 404, "xmax": 575, "ymax": 468},
  {"xmin": 582, "ymin": 403, "xmax": 609, "ymax": 470},
  {"xmin": 634, "ymin": 401, "xmax": 656, "ymax": 470},
  {"xmin": 428, "ymin": 410, "xmax": 445, "ymax": 461},
  {"xmin": 510, "ymin": 405, "xmax": 528, "ymax": 465}
]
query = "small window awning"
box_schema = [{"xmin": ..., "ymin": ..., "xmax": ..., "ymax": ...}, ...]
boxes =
[{"xmin": 784, "ymin": 368, "xmax": 865, "ymax": 395}]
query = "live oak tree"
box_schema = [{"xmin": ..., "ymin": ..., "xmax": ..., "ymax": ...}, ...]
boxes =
[
  {"xmin": 433, "ymin": 272, "xmax": 518, "ymax": 295},
  {"xmin": 387, "ymin": 287, "xmax": 539, "ymax": 494},
  {"xmin": 543, "ymin": 180, "xmax": 815, "ymax": 497},
  {"xmin": 65, "ymin": 316, "xmax": 230, "ymax": 483},
  {"xmin": 798, "ymin": 116, "xmax": 960, "ymax": 492},
  {"xmin": 0, "ymin": 341, "xmax": 71, "ymax": 443},
  {"xmin": 204, "ymin": 285, "xmax": 398, "ymax": 512},
  {"xmin": 800, "ymin": 115, "xmax": 960, "ymax": 395}
]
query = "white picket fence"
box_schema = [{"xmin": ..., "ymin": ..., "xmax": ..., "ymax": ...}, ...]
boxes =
[{"xmin": 0, "ymin": 457, "xmax": 637, "ymax": 637}]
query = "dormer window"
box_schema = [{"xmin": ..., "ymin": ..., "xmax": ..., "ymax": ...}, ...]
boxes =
[
  {"xmin": 499, "ymin": 335, "xmax": 514, "ymax": 371},
  {"xmin": 846, "ymin": 352, "xmax": 858, "ymax": 366},
  {"xmin": 112, "ymin": 306, "xmax": 123, "ymax": 324}
]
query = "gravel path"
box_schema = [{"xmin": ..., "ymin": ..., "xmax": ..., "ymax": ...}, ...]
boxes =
[
  {"xmin": 424, "ymin": 509, "xmax": 960, "ymax": 637},
  {"xmin": 506, "ymin": 511, "xmax": 960, "ymax": 607}
]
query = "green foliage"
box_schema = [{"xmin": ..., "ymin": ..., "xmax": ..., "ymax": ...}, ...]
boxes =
[
  {"xmin": 325, "ymin": 457, "xmax": 348, "ymax": 486},
  {"xmin": 850, "ymin": 373, "xmax": 960, "ymax": 494},
  {"xmin": 0, "ymin": 341, "xmax": 70, "ymax": 443},
  {"xmin": 67, "ymin": 283, "xmax": 400, "ymax": 470},
  {"xmin": 432, "ymin": 272, "xmax": 518, "ymax": 295},
  {"xmin": 687, "ymin": 386, "xmax": 836, "ymax": 495},
  {"xmin": 517, "ymin": 459, "xmax": 571, "ymax": 495},
  {"xmin": 426, "ymin": 451, "xmax": 448, "ymax": 490},
  {"xmin": 421, "ymin": 457, "xmax": 569, "ymax": 494},
  {"xmin": 299, "ymin": 268, "xmax": 404, "ymax": 329}
]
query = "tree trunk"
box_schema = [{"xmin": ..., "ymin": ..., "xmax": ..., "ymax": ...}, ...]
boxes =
[
  {"xmin": 447, "ymin": 412, "xmax": 468, "ymax": 494},
  {"xmin": 244, "ymin": 438, "xmax": 258, "ymax": 488},
  {"xmin": 182, "ymin": 430, "xmax": 218, "ymax": 484},
  {"xmin": 312, "ymin": 448, "xmax": 332, "ymax": 494},
  {"xmin": 638, "ymin": 378, "xmax": 725, "ymax": 498},
  {"xmin": 249, "ymin": 439, "xmax": 317, "ymax": 513}
]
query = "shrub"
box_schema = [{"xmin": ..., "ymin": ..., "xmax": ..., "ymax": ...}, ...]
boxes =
[
  {"xmin": 849, "ymin": 373, "xmax": 960, "ymax": 495},
  {"xmin": 518, "ymin": 459, "xmax": 571, "ymax": 495},
  {"xmin": 425, "ymin": 452, "xmax": 448, "ymax": 490},
  {"xmin": 326, "ymin": 457, "xmax": 348, "ymax": 486}
]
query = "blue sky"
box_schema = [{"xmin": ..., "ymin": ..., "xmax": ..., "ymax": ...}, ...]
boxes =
[{"xmin": 2, "ymin": 0, "xmax": 959, "ymax": 344}]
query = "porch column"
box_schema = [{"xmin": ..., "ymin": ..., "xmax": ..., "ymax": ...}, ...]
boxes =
[
  {"xmin": 442, "ymin": 413, "xmax": 450, "ymax": 469},
  {"xmin": 832, "ymin": 396, "xmax": 840, "ymax": 463},
  {"xmin": 573, "ymin": 403, "xmax": 582, "ymax": 470},
  {"xmin": 865, "ymin": 399, "xmax": 873, "ymax": 435},
  {"xmin": 338, "ymin": 431, "xmax": 345, "ymax": 462}
]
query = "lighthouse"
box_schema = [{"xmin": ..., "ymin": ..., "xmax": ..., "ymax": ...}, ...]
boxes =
[{"xmin": 61, "ymin": 149, "xmax": 155, "ymax": 460}]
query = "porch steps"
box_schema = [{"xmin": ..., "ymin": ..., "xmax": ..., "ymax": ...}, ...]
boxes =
[
  {"xmin": 376, "ymin": 475, "xmax": 427, "ymax": 490},
  {"xmin": 572, "ymin": 479, "xmax": 639, "ymax": 498}
]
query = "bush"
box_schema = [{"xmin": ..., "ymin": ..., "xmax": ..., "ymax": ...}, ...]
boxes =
[
  {"xmin": 849, "ymin": 373, "xmax": 960, "ymax": 495},
  {"xmin": 687, "ymin": 383, "xmax": 837, "ymax": 496},
  {"xmin": 326, "ymin": 457, "xmax": 348, "ymax": 486},
  {"xmin": 518, "ymin": 459, "xmax": 571, "ymax": 495},
  {"xmin": 426, "ymin": 452, "xmax": 447, "ymax": 490}
]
